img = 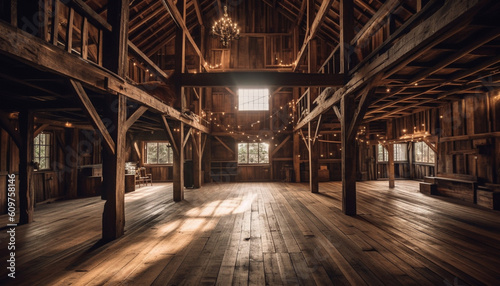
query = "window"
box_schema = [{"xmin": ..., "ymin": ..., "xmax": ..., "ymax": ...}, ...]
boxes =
[
  {"xmin": 146, "ymin": 142, "xmax": 173, "ymax": 164},
  {"xmin": 34, "ymin": 133, "xmax": 51, "ymax": 170},
  {"xmin": 414, "ymin": 142, "xmax": 435, "ymax": 164},
  {"xmin": 377, "ymin": 143, "xmax": 407, "ymax": 162},
  {"xmin": 238, "ymin": 89, "xmax": 269, "ymax": 111},
  {"xmin": 238, "ymin": 143, "xmax": 269, "ymax": 164}
]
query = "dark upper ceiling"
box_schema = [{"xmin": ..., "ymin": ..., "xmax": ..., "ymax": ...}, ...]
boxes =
[{"xmin": 83, "ymin": 0, "xmax": 404, "ymax": 57}]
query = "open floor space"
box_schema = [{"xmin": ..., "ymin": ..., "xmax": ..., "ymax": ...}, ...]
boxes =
[{"xmin": 1, "ymin": 181, "xmax": 499, "ymax": 285}]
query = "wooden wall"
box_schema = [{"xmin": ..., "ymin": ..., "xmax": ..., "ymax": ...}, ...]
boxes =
[
  {"xmin": 437, "ymin": 91, "xmax": 500, "ymax": 184},
  {"xmin": 364, "ymin": 90, "xmax": 500, "ymax": 184}
]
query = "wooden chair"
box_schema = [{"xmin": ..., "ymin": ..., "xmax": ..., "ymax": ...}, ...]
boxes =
[{"xmin": 138, "ymin": 167, "xmax": 153, "ymax": 186}]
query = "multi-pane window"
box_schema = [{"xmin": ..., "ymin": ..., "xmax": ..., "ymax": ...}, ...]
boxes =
[
  {"xmin": 146, "ymin": 142, "xmax": 173, "ymax": 164},
  {"xmin": 414, "ymin": 141, "xmax": 435, "ymax": 164},
  {"xmin": 238, "ymin": 143, "xmax": 269, "ymax": 164},
  {"xmin": 377, "ymin": 143, "xmax": 407, "ymax": 162},
  {"xmin": 34, "ymin": 133, "xmax": 51, "ymax": 170},
  {"xmin": 238, "ymin": 89, "xmax": 269, "ymax": 111}
]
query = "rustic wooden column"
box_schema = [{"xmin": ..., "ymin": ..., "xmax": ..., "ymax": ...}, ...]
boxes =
[
  {"xmin": 341, "ymin": 95, "xmax": 357, "ymax": 215},
  {"xmin": 18, "ymin": 110, "xmax": 34, "ymax": 224},
  {"xmin": 293, "ymin": 132, "xmax": 301, "ymax": 182},
  {"xmin": 64, "ymin": 127, "xmax": 79, "ymax": 199},
  {"xmin": 101, "ymin": 94, "xmax": 127, "ymax": 241},
  {"xmin": 103, "ymin": 0, "xmax": 129, "ymax": 77},
  {"xmin": 100, "ymin": 0, "xmax": 129, "ymax": 241},
  {"xmin": 193, "ymin": 131, "xmax": 202, "ymax": 188},
  {"xmin": 308, "ymin": 122, "xmax": 319, "ymax": 193},
  {"xmin": 387, "ymin": 119, "xmax": 395, "ymax": 188},
  {"xmin": 292, "ymin": 88, "xmax": 301, "ymax": 182},
  {"xmin": 173, "ymin": 121, "xmax": 185, "ymax": 201},
  {"xmin": 340, "ymin": 0, "xmax": 354, "ymax": 74}
]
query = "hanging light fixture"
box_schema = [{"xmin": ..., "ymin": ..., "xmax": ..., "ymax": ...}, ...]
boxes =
[{"xmin": 211, "ymin": 5, "xmax": 240, "ymax": 47}]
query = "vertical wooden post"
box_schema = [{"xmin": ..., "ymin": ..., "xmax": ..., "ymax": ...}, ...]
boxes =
[
  {"xmin": 101, "ymin": 95, "xmax": 127, "ymax": 241},
  {"xmin": 339, "ymin": 0, "xmax": 354, "ymax": 74},
  {"xmin": 293, "ymin": 132, "xmax": 301, "ymax": 182},
  {"xmin": 308, "ymin": 122, "xmax": 319, "ymax": 193},
  {"xmin": 173, "ymin": 121, "xmax": 185, "ymax": 201},
  {"xmin": 341, "ymin": 95, "xmax": 357, "ymax": 215},
  {"xmin": 64, "ymin": 127, "xmax": 79, "ymax": 199},
  {"xmin": 18, "ymin": 110, "xmax": 34, "ymax": 224},
  {"xmin": 103, "ymin": 0, "xmax": 129, "ymax": 77},
  {"xmin": 193, "ymin": 131, "xmax": 202, "ymax": 188},
  {"xmin": 66, "ymin": 8, "xmax": 74, "ymax": 53},
  {"xmin": 51, "ymin": 0, "xmax": 59, "ymax": 45},
  {"xmin": 10, "ymin": 0, "xmax": 17, "ymax": 27},
  {"xmin": 387, "ymin": 119, "xmax": 395, "ymax": 188},
  {"xmin": 293, "ymin": 88, "xmax": 301, "ymax": 182},
  {"xmin": 171, "ymin": 0, "xmax": 186, "ymax": 199},
  {"xmin": 81, "ymin": 17, "xmax": 89, "ymax": 60}
]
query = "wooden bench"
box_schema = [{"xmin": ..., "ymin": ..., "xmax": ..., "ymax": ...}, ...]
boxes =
[
  {"xmin": 423, "ymin": 176, "xmax": 477, "ymax": 203},
  {"xmin": 477, "ymin": 185, "xmax": 500, "ymax": 210}
]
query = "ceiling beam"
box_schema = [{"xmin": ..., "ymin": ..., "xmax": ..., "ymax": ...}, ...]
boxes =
[
  {"xmin": 192, "ymin": 0, "xmax": 203, "ymax": 26},
  {"xmin": 292, "ymin": 0, "xmax": 335, "ymax": 72},
  {"xmin": 295, "ymin": 0, "xmax": 485, "ymax": 129},
  {"xmin": 161, "ymin": 0, "xmax": 208, "ymax": 70},
  {"xmin": 179, "ymin": 72, "xmax": 345, "ymax": 87},
  {"xmin": 0, "ymin": 21, "xmax": 208, "ymax": 133}
]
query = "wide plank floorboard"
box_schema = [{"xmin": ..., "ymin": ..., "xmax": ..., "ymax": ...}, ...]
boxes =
[{"xmin": 0, "ymin": 180, "xmax": 499, "ymax": 285}]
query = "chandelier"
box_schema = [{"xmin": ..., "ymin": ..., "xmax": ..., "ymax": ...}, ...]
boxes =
[{"xmin": 211, "ymin": 6, "xmax": 240, "ymax": 47}]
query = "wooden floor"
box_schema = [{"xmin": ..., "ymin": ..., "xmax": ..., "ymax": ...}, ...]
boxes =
[{"xmin": 1, "ymin": 181, "xmax": 500, "ymax": 285}]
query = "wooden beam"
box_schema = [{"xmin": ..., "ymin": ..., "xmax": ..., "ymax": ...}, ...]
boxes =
[
  {"xmin": 172, "ymin": 121, "xmax": 184, "ymax": 201},
  {"xmin": 193, "ymin": 131, "xmax": 202, "ymax": 188},
  {"xmin": 423, "ymin": 138, "xmax": 438, "ymax": 154},
  {"xmin": 0, "ymin": 111, "xmax": 21, "ymax": 148},
  {"xmin": 133, "ymin": 141, "xmax": 142, "ymax": 161},
  {"xmin": 183, "ymin": 127, "xmax": 192, "ymax": 148},
  {"xmin": 295, "ymin": 87, "xmax": 343, "ymax": 131},
  {"xmin": 387, "ymin": 119, "xmax": 395, "ymax": 188},
  {"xmin": 101, "ymin": 94, "xmax": 127, "ymax": 241},
  {"xmin": 340, "ymin": 0, "xmax": 354, "ymax": 74},
  {"xmin": 161, "ymin": 0, "xmax": 208, "ymax": 70},
  {"xmin": 129, "ymin": 1, "xmax": 163, "ymax": 34},
  {"xmin": 409, "ymin": 28, "xmax": 500, "ymax": 85},
  {"xmin": 51, "ymin": 0, "xmax": 59, "ymax": 45},
  {"xmin": 0, "ymin": 22, "xmax": 208, "ymax": 133},
  {"xmin": 308, "ymin": 121, "xmax": 319, "ymax": 193},
  {"xmin": 214, "ymin": 136, "xmax": 235, "ymax": 155},
  {"xmin": 333, "ymin": 105, "xmax": 342, "ymax": 120},
  {"xmin": 10, "ymin": 0, "xmax": 17, "ymax": 27},
  {"xmin": 64, "ymin": 127, "xmax": 79, "ymax": 199},
  {"xmin": 180, "ymin": 72, "xmax": 344, "ymax": 87},
  {"xmin": 313, "ymin": 115, "xmax": 322, "ymax": 145},
  {"xmin": 66, "ymin": 8, "xmax": 74, "ymax": 53},
  {"xmin": 271, "ymin": 135, "xmax": 291, "ymax": 157},
  {"xmin": 128, "ymin": 41, "xmax": 170, "ymax": 82},
  {"xmin": 69, "ymin": 0, "xmax": 112, "ymax": 32},
  {"xmin": 351, "ymin": 0, "xmax": 400, "ymax": 45},
  {"xmin": 81, "ymin": 17, "xmax": 88, "ymax": 60},
  {"xmin": 34, "ymin": 123, "xmax": 49, "ymax": 138},
  {"xmin": 341, "ymin": 94, "xmax": 356, "ymax": 215},
  {"xmin": 192, "ymin": 0, "xmax": 203, "ymax": 26},
  {"xmin": 293, "ymin": 132, "xmax": 301, "ymax": 182},
  {"xmin": 70, "ymin": 79, "xmax": 115, "ymax": 155},
  {"xmin": 293, "ymin": 0, "xmax": 335, "ymax": 71},
  {"xmin": 124, "ymin": 106, "xmax": 148, "ymax": 131},
  {"xmin": 347, "ymin": 84, "xmax": 377, "ymax": 140},
  {"xmin": 162, "ymin": 116, "xmax": 178, "ymax": 155},
  {"xmin": 18, "ymin": 110, "xmax": 35, "ymax": 224},
  {"xmin": 295, "ymin": 0, "xmax": 485, "ymax": 130},
  {"xmin": 103, "ymin": 0, "xmax": 129, "ymax": 77},
  {"xmin": 299, "ymin": 129, "xmax": 309, "ymax": 152}
]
